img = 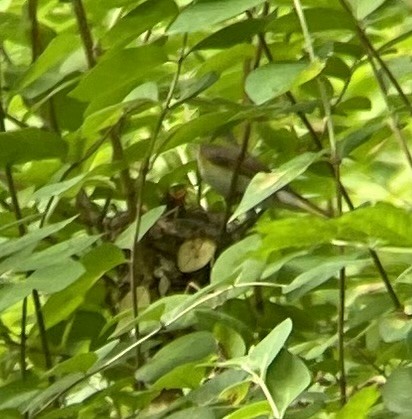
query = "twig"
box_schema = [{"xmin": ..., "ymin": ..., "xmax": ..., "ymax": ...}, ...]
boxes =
[
  {"xmin": 28, "ymin": 0, "xmax": 59, "ymax": 132},
  {"xmin": 5, "ymin": 166, "xmax": 54, "ymax": 383},
  {"xmin": 338, "ymin": 0, "xmax": 412, "ymax": 114},
  {"xmin": 72, "ymin": 0, "xmax": 136, "ymax": 220},
  {"xmin": 292, "ymin": 0, "xmax": 347, "ymax": 404},
  {"xmin": 72, "ymin": 0, "xmax": 96, "ymax": 68},
  {"xmin": 129, "ymin": 34, "xmax": 188, "ymax": 371}
]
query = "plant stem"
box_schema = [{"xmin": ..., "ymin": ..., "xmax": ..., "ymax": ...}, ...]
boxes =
[
  {"xmin": 72, "ymin": 0, "xmax": 96, "ymax": 68},
  {"xmin": 5, "ymin": 166, "xmax": 55, "ymax": 384},
  {"xmin": 28, "ymin": 0, "xmax": 59, "ymax": 132},
  {"xmin": 129, "ymin": 34, "xmax": 188, "ymax": 371},
  {"xmin": 292, "ymin": 0, "xmax": 345, "ymax": 402}
]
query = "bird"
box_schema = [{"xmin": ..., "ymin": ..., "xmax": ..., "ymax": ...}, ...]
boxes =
[{"xmin": 197, "ymin": 143, "xmax": 329, "ymax": 218}]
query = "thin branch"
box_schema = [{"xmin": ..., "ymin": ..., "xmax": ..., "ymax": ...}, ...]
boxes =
[
  {"xmin": 27, "ymin": 0, "xmax": 41, "ymax": 61},
  {"xmin": 367, "ymin": 53, "xmax": 412, "ymax": 170},
  {"xmin": 338, "ymin": 0, "xmax": 412, "ymax": 114},
  {"xmin": 5, "ymin": 166, "xmax": 55, "ymax": 384},
  {"xmin": 27, "ymin": 0, "xmax": 59, "ymax": 132},
  {"xmin": 0, "ymin": 59, "xmax": 30, "ymax": 382},
  {"xmin": 72, "ymin": 0, "xmax": 136, "ymax": 221},
  {"xmin": 129, "ymin": 34, "xmax": 188, "ymax": 370},
  {"xmin": 110, "ymin": 120, "xmax": 137, "ymax": 220},
  {"xmin": 337, "ymin": 0, "xmax": 412, "ymax": 171},
  {"xmin": 4, "ymin": 166, "xmax": 29, "ymax": 381},
  {"xmin": 72, "ymin": 0, "xmax": 96, "ymax": 68},
  {"xmin": 292, "ymin": 0, "xmax": 347, "ymax": 404}
]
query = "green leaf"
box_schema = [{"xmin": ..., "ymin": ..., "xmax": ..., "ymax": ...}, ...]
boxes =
[
  {"xmin": 115, "ymin": 205, "xmax": 166, "ymax": 249},
  {"xmin": 71, "ymin": 45, "xmax": 167, "ymax": 102},
  {"xmin": 284, "ymin": 256, "xmax": 369, "ymax": 300},
  {"xmin": 0, "ymin": 283, "xmax": 33, "ymax": 314},
  {"xmin": 335, "ymin": 385, "xmax": 380, "ymax": 419},
  {"xmin": 268, "ymin": 8, "xmax": 355, "ymax": 33},
  {"xmin": 338, "ymin": 203, "xmax": 412, "ymax": 247},
  {"xmin": 102, "ymin": 0, "xmax": 178, "ymax": 48},
  {"xmin": 41, "ymin": 243, "xmax": 125, "ymax": 329},
  {"xmin": 197, "ymin": 44, "xmax": 255, "ymax": 76},
  {"xmin": 175, "ymin": 72, "xmax": 219, "ymax": 105},
  {"xmin": 152, "ymin": 360, "xmax": 207, "ymax": 389},
  {"xmin": 0, "ymin": 128, "xmax": 67, "ymax": 166},
  {"xmin": 25, "ymin": 373, "xmax": 85, "ymax": 416},
  {"xmin": 224, "ymin": 401, "xmax": 270, "ymax": 419},
  {"xmin": 258, "ymin": 203, "xmax": 412, "ymax": 251},
  {"xmin": 347, "ymin": 0, "xmax": 388, "ymax": 20},
  {"xmin": 258, "ymin": 217, "xmax": 334, "ymax": 251},
  {"xmin": 211, "ymin": 235, "xmax": 262, "ymax": 284},
  {"xmin": 192, "ymin": 18, "xmax": 268, "ymax": 51},
  {"xmin": 18, "ymin": 33, "xmax": 81, "ymax": 89},
  {"xmin": 245, "ymin": 61, "xmax": 324, "ymax": 104},
  {"xmin": 32, "ymin": 174, "xmax": 86, "ymax": 202},
  {"xmin": 248, "ymin": 318, "xmax": 293, "ymax": 378},
  {"xmin": 80, "ymin": 105, "xmax": 125, "ymax": 140},
  {"xmin": 187, "ymin": 370, "xmax": 247, "ymax": 405},
  {"xmin": 266, "ymin": 350, "xmax": 311, "ymax": 418},
  {"xmin": 168, "ymin": 0, "xmax": 268, "ymax": 34},
  {"xmin": 167, "ymin": 407, "xmax": 216, "ymax": 419},
  {"xmin": 27, "ymin": 260, "xmax": 85, "ymax": 294},
  {"xmin": 0, "ymin": 217, "xmax": 77, "ymax": 260},
  {"xmin": 123, "ymin": 82, "xmax": 159, "ymax": 103},
  {"xmin": 48, "ymin": 353, "xmax": 98, "ymax": 376},
  {"xmin": 0, "ymin": 376, "xmax": 41, "ymax": 411},
  {"xmin": 219, "ymin": 380, "xmax": 250, "ymax": 406},
  {"xmin": 214, "ymin": 323, "xmax": 246, "ymax": 358},
  {"xmin": 0, "ymin": 12, "xmax": 26, "ymax": 44},
  {"xmin": 0, "ymin": 235, "xmax": 96, "ymax": 273},
  {"xmin": 337, "ymin": 121, "xmax": 385, "ymax": 158},
  {"xmin": 135, "ymin": 331, "xmax": 217, "ymax": 383},
  {"xmin": 382, "ymin": 367, "xmax": 412, "ymax": 414},
  {"xmin": 378, "ymin": 312, "xmax": 412, "ymax": 343},
  {"xmin": 165, "ymin": 110, "xmax": 237, "ymax": 149},
  {"xmin": 231, "ymin": 152, "xmax": 323, "ymax": 220}
]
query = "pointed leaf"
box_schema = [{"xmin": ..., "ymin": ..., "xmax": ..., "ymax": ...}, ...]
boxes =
[
  {"xmin": 246, "ymin": 62, "xmax": 324, "ymax": 104},
  {"xmin": 115, "ymin": 205, "xmax": 166, "ymax": 249},
  {"xmin": 0, "ymin": 217, "xmax": 76, "ymax": 260},
  {"xmin": 135, "ymin": 331, "xmax": 217, "ymax": 383},
  {"xmin": 71, "ymin": 45, "xmax": 167, "ymax": 102},
  {"xmin": 193, "ymin": 18, "xmax": 268, "ymax": 51},
  {"xmin": 284, "ymin": 256, "xmax": 369, "ymax": 300},
  {"xmin": 168, "ymin": 0, "xmax": 268, "ymax": 34},
  {"xmin": 248, "ymin": 318, "xmax": 293, "ymax": 378},
  {"xmin": 382, "ymin": 367, "xmax": 412, "ymax": 414},
  {"xmin": 27, "ymin": 260, "xmax": 85, "ymax": 294},
  {"xmin": 0, "ymin": 129, "xmax": 67, "ymax": 166},
  {"xmin": 266, "ymin": 350, "xmax": 311, "ymax": 418},
  {"xmin": 336, "ymin": 386, "xmax": 380, "ymax": 419},
  {"xmin": 102, "ymin": 0, "xmax": 178, "ymax": 48},
  {"xmin": 224, "ymin": 401, "xmax": 270, "ymax": 419},
  {"xmin": 18, "ymin": 33, "xmax": 81, "ymax": 89},
  {"xmin": 347, "ymin": 0, "xmax": 388, "ymax": 20},
  {"xmin": 231, "ymin": 152, "xmax": 322, "ymax": 220}
]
